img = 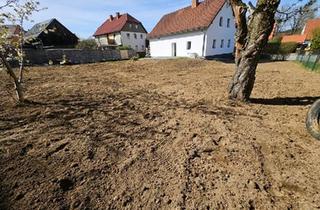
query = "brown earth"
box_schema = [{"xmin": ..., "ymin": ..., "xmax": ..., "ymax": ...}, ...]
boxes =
[{"xmin": 0, "ymin": 59, "xmax": 320, "ymax": 210}]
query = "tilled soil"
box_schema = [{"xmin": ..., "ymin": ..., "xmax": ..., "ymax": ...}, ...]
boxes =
[{"xmin": 0, "ymin": 59, "xmax": 320, "ymax": 210}]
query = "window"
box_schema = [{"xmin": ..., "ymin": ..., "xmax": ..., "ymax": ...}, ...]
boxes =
[
  {"xmin": 186, "ymin": 41, "xmax": 191, "ymax": 50},
  {"xmin": 129, "ymin": 24, "xmax": 132, "ymax": 28},
  {"xmin": 127, "ymin": 33, "xmax": 130, "ymax": 39},
  {"xmin": 142, "ymin": 45, "xmax": 145, "ymax": 50},
  {"xmin": 135, "ymin": 45, "xmax": 138, "ymax": 51},
  {"xmin": 135, "ymin": 24, "xmax": 138, "ymax": 29},
  {"xmin": 227, "ymin": 39, "xmax": 231, "ymax": 48},
  {"xmin": 140, "ymin": 34, "xmax": 143, "ymax": 39},
  {"xmin": 227, "ymin": 18, "xmax": 231, "ymax": 28},
  {"xmin": 134, "ymin": 33, "xmax": 137, "ymax": 39},
  {"xmin": 212, "ymin": 39, "xmax": 216, "ymax": 48},
  {"xmin": 219, "ymin": 17, "xmax": 223, "ymax": 27},
  {"xmin": 220, "ymin": 39, "xmax": 224, "ymax": 48}
]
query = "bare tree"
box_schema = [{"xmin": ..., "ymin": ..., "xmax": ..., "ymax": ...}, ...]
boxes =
[
  {"xmin": 276, "ymin": 0, "xmax": 318, "ymax": 34},
  {"xmin": 0, "ymin": 0, "xmax": 43, "ymax": 102},
  {"xmin": 12, "ymin": 0, "xmax": 43, "ymax": 83},
  {"xmin": 228, "ymin": 0, "xmax": 280, "ymax": 102}
]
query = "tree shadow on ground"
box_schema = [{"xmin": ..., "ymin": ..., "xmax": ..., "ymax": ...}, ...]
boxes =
[{"xmin": 250, "ymin": 96, "xmax": 319, "ymax": 106}]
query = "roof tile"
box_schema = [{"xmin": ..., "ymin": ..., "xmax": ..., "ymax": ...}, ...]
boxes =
[
  {"xmin": 303, "ymin": 18, "xmax": 320, "ymax": 40},
  {"xmin": 149, "ymin": 0, "xmax": 226, "ymax": 39},
  {"xmin": 94, "ymin": 13, "xmax": 141, "ymax": 36}
]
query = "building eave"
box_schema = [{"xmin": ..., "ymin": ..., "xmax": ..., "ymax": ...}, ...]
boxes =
[{"xmin": 148, "ymin": 27, "xmax": 207, "ymax": 40}]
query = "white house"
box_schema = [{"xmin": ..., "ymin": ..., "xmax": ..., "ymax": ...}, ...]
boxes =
[
  {"xmin": 149, "ymin": 0, "xmax": 236, "ymax": 58},
  {"xmin": 94, "ymin": 13, "xmax": 148, "ymax": 53}
]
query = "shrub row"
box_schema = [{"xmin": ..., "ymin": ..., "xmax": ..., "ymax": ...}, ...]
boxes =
[{"xmin": 264, "ymin": 42, "xmax": 298, "ymax": 55}]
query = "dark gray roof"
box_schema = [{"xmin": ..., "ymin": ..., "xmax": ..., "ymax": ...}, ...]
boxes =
[{"xmin": 25, "ymin": 19, "xmax": 55, "ymax": 39}]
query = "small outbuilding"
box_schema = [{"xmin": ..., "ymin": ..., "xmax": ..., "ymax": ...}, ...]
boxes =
[{"xmin": 25, "ymin": 18, "xmax": 78, "ymax": 48}]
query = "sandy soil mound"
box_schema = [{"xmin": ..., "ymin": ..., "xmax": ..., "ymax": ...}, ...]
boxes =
[{"xmin": 1, "ymin": 59, "xmax": 320, "ymax": 209}]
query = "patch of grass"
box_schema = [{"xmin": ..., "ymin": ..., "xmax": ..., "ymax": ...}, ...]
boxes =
[{"xmin": 295, "ymin": 61, "xmax": 320, "ymax": 73}]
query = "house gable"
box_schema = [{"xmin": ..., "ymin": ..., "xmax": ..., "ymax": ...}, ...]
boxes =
[
  {"xmin": 204, "ymin": 2, "xmax": 235, "ymax": 56},
  {"xmin": 121, "ymin": 22, "xmax": 147, "ymax": 34}
]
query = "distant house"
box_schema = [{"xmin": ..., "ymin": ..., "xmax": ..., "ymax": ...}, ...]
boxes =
[
  {"xmin": 25, "ymin": 18, "xmax": 78, "ymax": 48},
  {"xmin": 148, "ymin": 0, "xmax": 236, "ymax": 58},
  {"xmin": 94, "ymin": 13, "xmax": 148, "ymax": 52},
  {"xmin": 2, "ymin": 25, "xmax": 24, "ymax": 42},
  {"xmin": 281, "ymin": 18, "xmax": 320, "ymax": 45}
]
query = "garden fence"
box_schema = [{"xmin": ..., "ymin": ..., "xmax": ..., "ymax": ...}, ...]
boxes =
[{"xmin": 296, "ymin": 53, "xmax": 320, "ymax": 71}]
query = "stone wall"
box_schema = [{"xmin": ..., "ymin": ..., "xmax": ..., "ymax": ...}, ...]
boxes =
[{"xmin": 24, "ymin": 49, "xmax": 135, "ymax": 65}]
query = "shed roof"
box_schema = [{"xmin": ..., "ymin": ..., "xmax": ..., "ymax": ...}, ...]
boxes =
[{"xmin": 25, "ymin": 19, "xmax": 55, "ymax": 39}]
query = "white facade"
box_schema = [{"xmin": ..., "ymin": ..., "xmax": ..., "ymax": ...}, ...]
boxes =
[
  {"xmin": 95, "ymin": 31, "xmax": 147, "ymax": 52},
  {"xmin": 120, "ymin": 31, "xmax": 147, "ymax": 52},
  {"xmin": 150, "ymin": 3, "xmax": 236, "ymax": 58}
]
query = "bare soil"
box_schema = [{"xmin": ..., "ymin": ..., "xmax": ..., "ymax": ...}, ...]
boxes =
[{"xmin": 0, "ymin": 59, "xmax": 320, "ymax": 210}]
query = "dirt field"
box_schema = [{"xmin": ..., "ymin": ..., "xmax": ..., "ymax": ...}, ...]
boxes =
[{"xmin": 1, "ymin": 59, "xmax": 320, "ymax": 210}]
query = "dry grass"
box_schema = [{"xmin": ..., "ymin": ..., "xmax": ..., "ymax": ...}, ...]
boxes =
[{"xmin": 0, "ymin": 59, "xmax": 320, "ymax": 209}]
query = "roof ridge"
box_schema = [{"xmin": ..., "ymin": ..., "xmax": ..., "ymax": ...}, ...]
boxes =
[{"xmin": 149, "ymin": 0, "xmax": 226, "ymax": 39}]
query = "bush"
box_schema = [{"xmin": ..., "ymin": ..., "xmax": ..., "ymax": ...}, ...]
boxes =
[
  {"xmin": 264, "ymin": 42, "xmax": 298, "ymax": 54},
  {"xmin": 76, "ymin": 39, "xmax": 98, "ymax": 50},
  {"xmin": 311, "ymin": 28, "xmax": 320, "ymax": 52},
  {"xmin": 269, "ymin": 36, "xmax": 283, "ymax": 44},
  {"xmin": 117, "ymin": 45, "xmax": 132, "ymax": 50},
  {"xmin": 264, "ymin": 42, "xmax": 281, "ymax": 54},
  {"xmin": 279, "ymin": 42, "xmax": 298, "ymax": 54}
]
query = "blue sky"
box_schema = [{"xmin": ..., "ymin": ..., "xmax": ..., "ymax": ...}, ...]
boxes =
[{"xmin": 23, "ymin": 0, "xmax": 315, "ymax": 39}]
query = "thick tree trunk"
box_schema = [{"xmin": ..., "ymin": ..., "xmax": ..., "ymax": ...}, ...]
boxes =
[
  {"xmin": 0, "ymin": 52, "xmax": 24, "ymax": 102},
  {"xmin": 228, "ymin": 0, "xmax": 280, "ymax": 102}
]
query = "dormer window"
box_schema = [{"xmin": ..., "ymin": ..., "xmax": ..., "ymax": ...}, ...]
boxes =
[
  {"xmin": 135, "ymin": 24, "xmax": 138, "ymax": 29},
  {"xmin": 219, "ymin": 17, "xmax": 223, "ymax": 27},
  {"xmin": 129, "ymin": 24, "xmax": 132, "ymax": 28}
]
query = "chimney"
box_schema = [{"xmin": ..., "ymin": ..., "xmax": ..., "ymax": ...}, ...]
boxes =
[
  {"xmin": 192, "ymin": 0, "xmax": 199, "ymax": 8},
  {"xmin": 109, "ymin": 15, "xmax": 114, "ymax": 21},
  {"xmin": 116, "ymin": 12, "xmax": 120, "ymax": 19}
]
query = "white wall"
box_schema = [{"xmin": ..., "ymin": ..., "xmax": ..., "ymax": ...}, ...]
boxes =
[
  {"xmin": 149, "ymin": 2, "xmax": 236, "ymax": 58},
  {"xmin": 120, "ymin": 31, "xmax": 147, "ymax": 52},
  {"xmin": 205, "ymin": 2, "xmax": 236, "ymax": 56},
  {"xmin": 95, "ymin": 33, "xmax": 122, "ymax": 46},
  {"xmin": 150, "ymin": 31, "xmax": 205, "ymax": 57}
]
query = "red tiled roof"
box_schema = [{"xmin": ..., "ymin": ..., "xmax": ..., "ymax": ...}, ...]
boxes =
[
  {"xmin": 148, "ymin": 0, "xmax": 226, "ymax": 39},
  {"xmin": 281, "ymin": 34, "xmax": 307, "ymax": 43},
  {"xmin": 303, "ymin": 18, "xmax": 320, "ymax": 40},
  {"xmin": 94, "ymin": 13, "xmax": 142, "ymax": 36}
]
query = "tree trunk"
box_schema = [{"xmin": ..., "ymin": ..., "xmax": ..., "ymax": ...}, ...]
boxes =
[
  {"xmin": 0, "ymin": 52, "xmax": 24, "ymax": 102},
  {"xmin": 18, "ymin": 18, "xmax": 25, "ymax": 83},
  {"xmin": 228, "ymin": 0, "xmax": 280, "ymax": 102}
]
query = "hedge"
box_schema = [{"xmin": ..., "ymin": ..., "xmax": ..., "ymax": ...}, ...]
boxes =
[{"xmin": 264, "ymin": 42, "xmax": 298, "ymax": 54}]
